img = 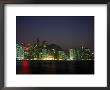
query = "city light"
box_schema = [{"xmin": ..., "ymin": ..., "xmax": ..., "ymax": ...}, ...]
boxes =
[
  {"xmin": 43, "ymin": 55, "xmax": 54, "ymax": 60},
  {"xmin": 16, "ymin": 39, "xmax": 94, "ymax": 61},
  {"xmin": 16, "ymin": 16, "xmax": 94, "ymax": 74}
]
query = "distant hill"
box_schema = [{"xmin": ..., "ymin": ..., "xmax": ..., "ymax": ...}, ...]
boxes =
[{"xmin": 47, "ymin": 44, "xmax": 63, "ymax": 51}]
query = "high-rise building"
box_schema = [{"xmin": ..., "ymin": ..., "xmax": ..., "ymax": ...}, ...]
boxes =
[
  {"xmin": 69, "ymin": 49, "xmax": 74, "ymax": 60},
  {"xmin": 36, "ymin": 38, "xmax": 40, "ymax": 47},
  {"xmin": 73, "ymin": 49, "xmax": 77, "ymax": 60},
  {"xmin": 16, "ymin": 44, "xmax": 24, "ymax": 60},
  {"xmin": 81, "ymin": 47, "xmax": 94, "ymax": 60},
  {"xmin": 69, "ymin": 48, "xmax": 81, "ymax": 60},
  {"xmin": 24, "ymin": 51, "xmax": 29, "ymax": 59},
  {"xmin": 58, "ymin": 51, "xmax": 65, "ymax": 60},
  {"xmin": 42, "ymin": 49, "xmax": 48, "ymax": 60},
  {"xmin": 84, "ymin": 48, "xmax": 91, "ymax": 60},
  {"xmin": 75, "ymin": 49, "xmax": 81, "ymax": 60}
]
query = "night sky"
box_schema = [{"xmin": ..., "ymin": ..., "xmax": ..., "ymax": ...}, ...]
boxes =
[{"xmin": 16, "ymin": 16, "xmax": 94, "ymax": 50}]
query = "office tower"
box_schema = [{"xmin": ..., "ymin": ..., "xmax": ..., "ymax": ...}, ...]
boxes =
[
  {"xmin": 58, "ymin": 51, "xmax": 65, "ymax": 60},
  {"xmin": 42, "ymin": 49, "xmax": 48, "ymax": 60},
  {"xmin": 69, "ymin": 49, "xmax": 74, "ymax": 60},
  {"xmin": 76, "ymin": 49, "xmax": 81, "ymax": 60},
  {"xmin": 84, "ymin": 48, "xmax": 91, "ymax": 60},
  {"xmin": 24, "ymin": 51, "xmax": 29, "ymax": 59},
  {"xmin": 81, "ymin": 47, "xmax": 93, "ymax": 60},
  {"xmin": 16, "ymin": 44, "xmax": 24, "ymax": 60},
  {"xmin": 73, "ymin": 49, "xmax": 77, "ymax": 60},
  {"xmin": 37, "ymin": 38, "xmax": 40, "ymax": 47}
]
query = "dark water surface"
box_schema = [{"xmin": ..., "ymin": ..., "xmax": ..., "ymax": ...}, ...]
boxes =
[{"xmin": 16, "ymin": 60, "xmax": 94, "ymax": 74}]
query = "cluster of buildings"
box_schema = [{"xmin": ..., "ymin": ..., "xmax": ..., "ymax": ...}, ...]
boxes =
[{"xmin": 16, "ymin": 39, "xmax": 94, "ymax": 60}]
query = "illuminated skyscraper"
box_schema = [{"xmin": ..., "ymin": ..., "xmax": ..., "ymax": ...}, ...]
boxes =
[
  {"xmin": 73, "ymin": 49, "xmax": 77, "ymax": 60},
  {"xmin": 16, "ymin": 44, "xmax": 24, "ymax": 60},
  {"xmin": 42, "ymin": 49, "xmax": 48, "ymax": 60},
  {"xmin": 84, "ymin": 48, "xmax": 91, "ymax": 60},
  {"xmin": 58, "ymin": 51, "xmax": 65, "ymax": 60},
  {"xmin": 24, "ymin": 51, "xmax": 29, "ymax": 59},
  {"xmin": 69, "ymin": 49, "xmax": 74, "ymax": 60},
  {"xmin": 76, "ymin": 49, "xmax": 81, "ymax": 60},
  {"xmin": 68, "ymin": 48, "xmax": 81, "ymax": 60}
]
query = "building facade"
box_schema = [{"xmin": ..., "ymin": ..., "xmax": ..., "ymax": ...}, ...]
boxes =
[{"xmin": 16, "ymin": 44, "xmax": 24, "ymax": 60}]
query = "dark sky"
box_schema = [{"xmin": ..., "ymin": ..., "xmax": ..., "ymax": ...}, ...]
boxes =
[{"xmin": 16, "ymin": 16, "xmax": 94, "ymax": 50}]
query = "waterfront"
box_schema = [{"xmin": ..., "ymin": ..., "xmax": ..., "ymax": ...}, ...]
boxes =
[{"xmin": 16, "ymin": 60, "xmax": 94, "ymax": 74}]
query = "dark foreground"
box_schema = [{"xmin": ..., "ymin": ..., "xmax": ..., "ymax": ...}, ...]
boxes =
[{"xmin": 16, "ymin": 60, "xmax": 94, "ymax": 74}]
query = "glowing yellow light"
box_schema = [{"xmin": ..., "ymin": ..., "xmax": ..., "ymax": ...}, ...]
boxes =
[
  {"xmin": 43, "ymin": 55, "xmax": 54, "ymax": 60},
  {"xmin": 34, "ymin": 58, "xmax": 37, "ymax": 60},
  {"xmin": 59, "ymin": 59, "xmax": 63, "ymax": 60}
]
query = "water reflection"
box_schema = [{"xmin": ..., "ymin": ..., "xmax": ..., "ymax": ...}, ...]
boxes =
[
  {"xmin": 21, "ymin": 60, "xmax": 30, "ymax": 74},
  {"xmin": 16, "ymin": 60, "xmax": 94, "ymax": 74}
]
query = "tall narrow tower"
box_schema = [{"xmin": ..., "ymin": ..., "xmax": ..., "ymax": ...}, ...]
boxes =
[
  {"xmin": 37, "ymin": 38, "xmax": 40, "ymax": 47},
  {"xmin": 69, "ymin": 49, "xmax": 74, "ymax": 60}
]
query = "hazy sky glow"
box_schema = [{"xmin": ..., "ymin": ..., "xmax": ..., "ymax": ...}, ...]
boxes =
[{"xmin": 16, "ymin": 16, "xmax": 94, "ymax": 50}]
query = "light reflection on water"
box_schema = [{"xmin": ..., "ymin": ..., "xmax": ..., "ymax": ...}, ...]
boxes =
[{"xmin": 16, "ymin": 60, "xmax": 94, "ymax": 74}]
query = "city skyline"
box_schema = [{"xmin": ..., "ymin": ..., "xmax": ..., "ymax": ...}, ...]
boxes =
[
  {"xmin": 16, "ymin": 16, "xmax": 94, "ymax": 74},
  {"xmin": 16, "ymin": 16, "xmax": 94, "ymax": 50}
]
